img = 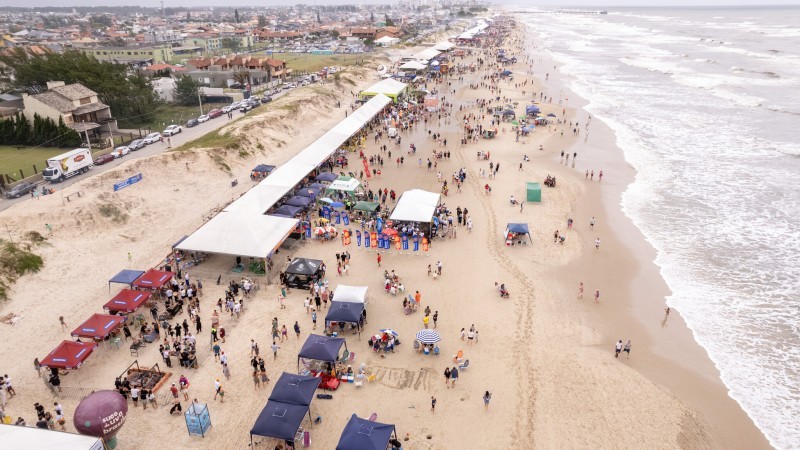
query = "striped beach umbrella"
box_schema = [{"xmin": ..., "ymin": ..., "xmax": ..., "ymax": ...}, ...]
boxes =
[{"xmin": 416, "ymin": 329, "xmax": 441, "ymax": 344}]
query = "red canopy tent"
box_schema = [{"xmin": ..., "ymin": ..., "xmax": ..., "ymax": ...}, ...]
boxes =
[
  {"xmin": 40, "ymin": 340, "xmax": 97, "ymax": 370},
  {"xmin": 104, "ymin": 289, "xmax": 151, "ymax": 313},
  {"xmin": 71, "ymin": 313, "xmax": 125, "ymax": 340},
  {"xmin": 132, "ymin": 269, "xmax": 174, "ymax": 290}
]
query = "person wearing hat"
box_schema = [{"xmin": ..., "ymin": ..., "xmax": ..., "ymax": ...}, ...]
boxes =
[{"xmin": 213, "ymin": 378, "xmax": 221, "ymax": 400}]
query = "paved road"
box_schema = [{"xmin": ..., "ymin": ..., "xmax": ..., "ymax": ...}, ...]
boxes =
[{"xmin": 0, "ymin": 91, "xmax": 292, "ymax": 213}]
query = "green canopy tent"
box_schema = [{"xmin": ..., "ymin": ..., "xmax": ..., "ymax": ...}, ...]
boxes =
[
  {"xmin": 353, "ymin": 201, "xmax": 380, "ymax": 212},
  {"xmin": 526, "ymin": 182, "xmax": 541, "ymax": 203}
]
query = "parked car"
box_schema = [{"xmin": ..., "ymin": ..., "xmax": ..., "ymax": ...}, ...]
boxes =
[
  {"xmin": 207, "ymin": 109, "xmax": 223, "ymax": 119},
  {"xmin": 261, "ymin": 96, "xmax": 273, "ymax": 103},
  {"xmin": 110, "ymin": 146, "xmax": 131, "ymax": 158},
  {"xmin": 129, "ymin": 139, "xmax": 145, "ymax": 150},
  {"xmin": 94, "ymin": 153, "xmax": 116, "ymax": 165},
  {"xmin": 239, "ymin": 104, "xmax": 253, "ymax": 113},
  {"xmin": 4, "ymin": 181, "xmax": 36, "ymax": 198},
  {"xmin": 143, "ymin": 132, "xmax": 162, "ymax": 144},
  {"xmin": 163, "ymin": 124, "xmax": 182, "ymax": 136},
  {"xmin": 222, "ymin": 105, "xmax": 234, "ymax": 113},
  {"xmin": 186, "ymin": 118, "xmax": 199, "ymax": 127},
  {"xmin": 197, "ymin": 115, "xmax": 210, "ymax": 123}
]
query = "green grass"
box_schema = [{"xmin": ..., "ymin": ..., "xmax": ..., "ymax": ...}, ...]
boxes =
[
  {"xmin": 0, "ymin": 146, "xmax": 71, "ymax": 179},
  {"xmin": 172, "ymin": 127, "xmax": 242, "ymax": 153},
  {"xmin": 249, "ymin": 52, "xmax": 368, "ymax": 74}
]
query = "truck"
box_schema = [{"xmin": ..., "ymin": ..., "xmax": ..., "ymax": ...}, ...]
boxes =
[{"xmin": 42, "ymin": 148, "xmax": 94, "ymax": 183}]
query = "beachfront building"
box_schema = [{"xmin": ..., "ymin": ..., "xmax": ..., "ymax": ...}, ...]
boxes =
[
  {"xmin": 77, "ymin": 45, "xmax": 174, "ymax": 65},
  {"xmin": 185, "ymin": 56, "xmax": 289, "ymax": 88},
  {"xmin": 21, "ymin": 81, "xmax": 116, "ymax": 135}
]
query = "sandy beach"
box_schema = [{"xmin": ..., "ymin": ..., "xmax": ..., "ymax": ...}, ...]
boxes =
[{"xmin": 0, "ymin": 18, "xmax": 772, "ymax": 450}]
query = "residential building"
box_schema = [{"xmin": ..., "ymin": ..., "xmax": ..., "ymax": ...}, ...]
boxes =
[
  {"xmin": 21, "ymin": 81, "xmax": 116, "ymax": 134},
  {"xmin": 185, "ymin": 55, "xmax": 289, "ymax": 88},
  {"xmin": 77, "ymin": 45, "xmax": 174, "ymax": 65}
]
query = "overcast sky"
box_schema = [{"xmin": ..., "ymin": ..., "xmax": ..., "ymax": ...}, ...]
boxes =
[{"xmin": 3, "ymin": 1, "xmax": 800, "ymax": 7}]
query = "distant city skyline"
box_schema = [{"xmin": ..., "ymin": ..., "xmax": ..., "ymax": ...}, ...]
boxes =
[{"xmin": 3, "ymin": 1, "xmax": 800, "ymax": 8}]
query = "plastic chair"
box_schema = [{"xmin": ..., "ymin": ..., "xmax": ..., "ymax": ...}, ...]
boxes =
[
  {"xmin": 459, "ymin": 359, "xmax": 470, "ymax": 371},
  {"xmin": 453, "ymin": 349, "xmax": 464, "ymax": 363}
]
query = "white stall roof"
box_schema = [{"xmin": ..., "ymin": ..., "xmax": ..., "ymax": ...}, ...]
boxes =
[
  {"xmin": 433, "ymin": 41, "xmax": 455, "ymax": 51},
  {"xmin": 260, "ymin": 161, "xmax": 318, "ymax": 190},
  {"xmin": 326, "ymin": 177, "xmax": 361, "ymax": 192},
  {"xmin": 0, "ymin": 425, "xmax": 104, "ymax": 450},
  {"xmin": 361, "ymin": 79, "xmax": 408, "ymax": 98},
  {"xmin": 333, "ymin": 285, "xmax": 368, "ymax": 304},
  {"xmin": 411, "ymin": 48, "xmax": 441, "ymax": 62},
  {"xmin": 389, "ymin": 189, "xmax": 441, "ymax": 222},
  {"xmin": 399, "ymin": 61, "xmax": 427, "ymax": 71},
  {"xmin": 225, "ymin": 184, "xmax": 293, "ymax": 214},
  {"xmin": 176, "ymin": 212, "xmax": 298, "ymax": 258}
]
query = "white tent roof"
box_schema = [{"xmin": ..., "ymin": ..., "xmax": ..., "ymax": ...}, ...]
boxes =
[
  {"xmin": 326, "ymin": 177, "xmax": 360, "ymax": 192},
  {"xmin": 176, "ymin": 212, "xmax": 298, "ymax": 258},
  {"xmin": 389, "ymin": 189, "xmax": 441, "ymax": 222},
  {"xmin": 225, "ymin": 183, "xmax": 292, "ymax": 214},
  {"xmin": 361, "ymin": 79, "xmax": 408, "ymax": 98},
  {"xmin": 375, "ymin": 36, "xmax": 399, "ymax": 44},
  {"xmin": 411, "ymin": 48, "xmax": 441, "ymax": 62},
  {"xmin": 333, "ymin": 285, "xmax": 368, "ymax": 304},
  {"xmin": 399, "ymin": 61, "xmax": 427, "ymax": 71},
  {"xmin": 0, "ymin": 425, "xmax": 104, "ymax": 450},
  {"xmin": 260, "ymin": 161, "xmax": 318, "ymax": 190},
  {"xmin": 433, "ymin": 41, "xmax": 455, "ymax": 51}
]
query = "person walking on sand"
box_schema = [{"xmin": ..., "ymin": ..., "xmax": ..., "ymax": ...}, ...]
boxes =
[
  {"xmin": 594, "ymin": 289, "xmax": 600, "ymax": 303},
  {"xmin": 590, "ymin": 217, "xmax": 596, "ymax": 230},
  {"xmin": 59, "ymin": 316, "xmax": 67, "ymax": 331},
  {"xmin": 595, "ymin": 238, "xmax": 601, "ymax": 253},
  {"xmin": 444, "ymin": 367, "xmax": 451, "ymax": 388},
  {"xmin": 483, "ymin": 391, "xmax": 492, "ymax": 411},
  {"xmin": 599, "ymin": 170, "xmax": 603, "ymax": 182},
  {"xmin": 377, "ymin": 254, "xmax": 382, "ymax": 267},
  {"xmin": 578, "ymin": 282, "xmax": 584, "ymax": 299},
  {"xmin": 615, "ymin": 339, "xmax": 623, "ymax": 358},
  {"xmin": 624, "ymin": 340, "xmax": 631, "ymax": 359},
  {"xmin": 431, "ymin": 396, "xmax": 437, "ymax": 413}
]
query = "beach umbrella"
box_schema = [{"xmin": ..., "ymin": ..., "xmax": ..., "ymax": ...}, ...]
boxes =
[
  {"xmin": 314, "ymin": 227, "xmax": 326, "ymax": 235},
  {"xmin": 383, "ymin": 228, "xmax": 398, "ymax": 236},
  {"xmin": 547, "ymin": 113, "xmax": 557, "ymax": 117},
  {"xmin": 416, "ymin": 329, "xmax": 441, "ymax": 344},
  {"xmin": 325, "ymin": 225, "xmax": 337, "ymax": 233},
  {"xmin": 330, "ymin": 201, "xmax": 345, "ymax": 208},
  {"xmin": 379, "ymin": 329, "xmax": 399, "ymax": 337},
  {"xmin": 319, "ymin": 198, "xmax": 334, "ymax": 204},
  {"xmin": 511, "ymin": 120, "xmax": 519, "ymax": 126}
]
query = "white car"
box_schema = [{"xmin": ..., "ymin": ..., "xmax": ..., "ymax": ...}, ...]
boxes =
[
  {"xmin": 162, "ymin": 125, "xmax": 182, "ymax": 136},
  {"xmin": 142, "ymin": 132, "xmax": 162, "ymax": 144},
  {"xmin": 197, "ymin": 115, "xmax": 210, "ymax": 123},
  {"xmin": 110, "ymin": 146, "xmax": 131, "ymax": 158},
  {"xmin": 222, "ymin": 105, "xmax": 234, "ymax": 113}
]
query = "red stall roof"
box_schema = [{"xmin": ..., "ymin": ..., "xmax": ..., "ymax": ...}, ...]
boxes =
[
  {"xmin": 132, "ymin": 269, "xmax": 174, "ymax": 290},
  {"xmin": 40, "ymin": 340, "xmax": 97, "ymax": 370},
  {"xmin": 104, "ymin": 289, "xmax": 151, "ymax": 313},
  {"xmin": 71, "ymin": 313, "xmax": 125, "ymax": 340}
]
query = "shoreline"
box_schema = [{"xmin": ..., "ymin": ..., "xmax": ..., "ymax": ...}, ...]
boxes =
[{"xmin": 520, "ymin": 22, "xmax": 772, "ymax": 448}]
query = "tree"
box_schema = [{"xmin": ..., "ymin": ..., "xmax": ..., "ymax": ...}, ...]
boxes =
[
  {"xmin": 221, "ymin": 37, "xmax": 240, "ymax": 53},
  {"xmin": 317, "ymin": 11, "xmax": 321, "ymax": 24},
  {"xmin": 258, "ymin": 15, "xmax": 266, "ymax": 28},
  {"xmin": 233, "ymin": 70, "xmax": 251, "ymax": 87},
  {"xmin": 234, "ymin": 9, "xmax": 240, "ymax": 23},
  {"xmin": 186, "ymin": 10, "xmax": 191, "ymax": 21},
  {"xmin": 385, "ymin": 14, "xmax": 395, "ymax": 27},
  {"xmin": 172, "ymin": 75, "xmax": 200, "ymax": 106},
  {"xmin": 370, "ymin": 12, "xmax": 374, "ymax": 23},
  {"xmin": 331, "ymin": 30, "xmax": 340, "ymax": 39}
]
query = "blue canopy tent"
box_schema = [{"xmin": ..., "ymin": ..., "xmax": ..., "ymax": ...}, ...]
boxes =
[
  {"xmin": 505, "ymin": 223, "xmax": 533, "ymax": 244},
  {"xmin": 336, "ymin": 414, "xmax": 397, "ymax": 450},
  {"xmin": 108, "ymin": 269, "xmax": 145, "ymax": 292},
  {"xmin": 297, "ymin": 334, "xmax": 347, "ymax": 372},
  {"xmin": 526, "ymin": 105, "xmax": 541, "ymax": 116},
  {"xmin": 308, "ymin": 183, "xmax": 327, "ymax": 189},
  {"xmin": 325, "ymin": 301, "xmax": 365, "ymax": 335},
  {"xmin": 315, "ymin": 172, "xmax": 339, "ymax": 182},
  {"xmin": 285, "ymin": 196, "xmax": 313, "ymax": 207},
  {"xmin": 273, "ymin": 204, "xmax": 304, "ymax": 218},
  {"xmin": 250, "ymin": 401, "xmax": 309, "ymax": 446},
  {"xmin": 297, "ymin": 187, "xmax": 321, "ymax": 199},
  {"xmin": 500, "ymin": 70, "xmax": 512, "ymax": 77},
  {"xmin": 269, "ymin": 373, "xmax": 320, "ymax": 406},
  {"xmin": 253, "ymin": 164, "xmax": 276, "ymax": 174}
]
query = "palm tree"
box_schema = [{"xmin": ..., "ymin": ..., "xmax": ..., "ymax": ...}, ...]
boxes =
[{"xmin": 233, "ymin": 70, "xmax": 251, "ymax": 86}]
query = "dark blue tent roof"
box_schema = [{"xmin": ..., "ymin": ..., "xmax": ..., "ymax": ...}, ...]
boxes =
[
  {"xmin": 108, "ymin": 269, "xmax": 145, "ymax": 290},
  {"xmin": 506, "ymin": 223, "xmax": 530, "ymax": 234},
  {"xmin": 336, "ymin": 414, "xmax": 396, "ymax": 450},
  {"xmin": 250, "ymin": 400, "xmax": 309, "ymax": 441},
  {"xmin": 315, "ymin": 172, "xmax": 339, "ymax": 182},
  {"xmin": 269, "ymin": 373, "xmax": 320, "ymax": 406},
  {"xmin": 285, "ymin": 196, "xmax": 313, "ymax": 207},
  {"xmin": 325, "ymin": 301, "xmax": 364, "ymax": 324},
  {"xmin": 253, "ymin": 164, "xmax": 276, "ymax": 173},
  {"xmin": 308, "ymin": 183, "xmax": 327, "ymax": 189},
  {"xmin": 298, "ymin": 334, "xmax": 346, "ymax": 362},
  {"xmin": 526, "ymin": 105, "xmax": 540, "ymax": 113},
  {"xmin": 273, "ymin": 204, "xmax": 304, "ymax": 217},
  {"xmin": 297, "ymin": 187, "xmax": 321, "ymax": 199}
]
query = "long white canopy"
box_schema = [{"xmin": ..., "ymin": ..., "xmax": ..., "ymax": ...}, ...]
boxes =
[
  {"xmin": 389, "ymin": 189, "xmax": 441, "ymax": 222},
  {"xmin": 225, "ymin": 183, "xmax": 293, "ymax": 214},
  {"xmin": 0, "ymin": 426, "xmax": 104, "ymax": 450},
  {"xmin": 176, "ymin": 212, "xmax": 298, "ymax": 258},
  {"xmin": 333, "ymin": 285, "xmax": 368, "ymax": 304},
  {"xmin": 360, "ymin": 79, "xmax": 408, "ymax": 98}
]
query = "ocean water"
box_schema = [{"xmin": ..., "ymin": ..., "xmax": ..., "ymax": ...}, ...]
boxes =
[{"xmin": 518, "ymin": 7, "xmax": 800, "ymax": 450}]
